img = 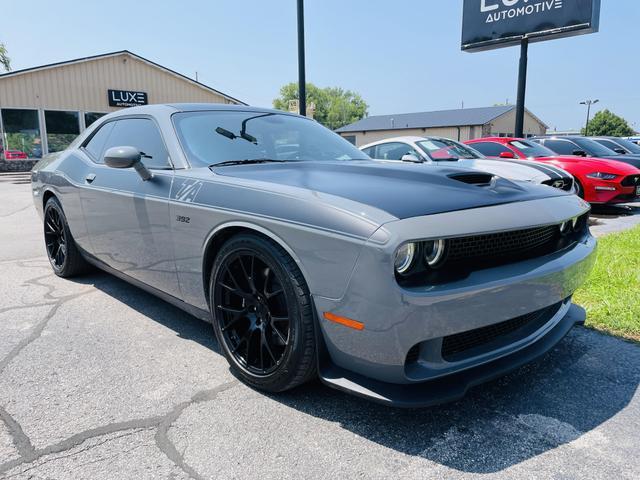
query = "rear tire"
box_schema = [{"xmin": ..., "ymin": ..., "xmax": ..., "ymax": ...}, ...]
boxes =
[
  {"xmin": 43, "ymin": 197, "xmax": 89, "ymax": 277},
  {"xmin": 210, "ymin": 233, "xmax": 317, "ymax": 392}
]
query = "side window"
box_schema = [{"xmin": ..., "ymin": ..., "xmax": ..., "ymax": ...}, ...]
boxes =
[
  {"xmin": 469, "ymin": 142, "xmax": 512, "ymax": 157},
  {"xmin": 102, "ymin": 118, "xmax": 171, "ymax": 169},
  {"xmin": 543, "ymin": 140, "xmax": 576, "ymax": 155},
  {"xmin": 374, "ymin": 142, "xmax": 419, "ymax": 160},
  {"xmin": 594, "ymin": 138, "xmax": 621, "ymax": 151},
  {"xmin": 83, "ymin": 121, "xmax": 115, "ymax": 162},
  {"xmin": 361, "ymin": 146, "xmax": 375, "ymax": 157}
]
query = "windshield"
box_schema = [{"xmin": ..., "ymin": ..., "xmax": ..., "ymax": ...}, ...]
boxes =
[
  {"xmin": 571, "ymin": 137, "xmax": 619, "ymax": 157},
  {"xmin": 611, "ymin": 138, "xmax": 640, "ymax": 154},
  {"xmin": 417, "ymin": 138, "xmax": 484, "ymax": 160},
  {"xmin": 509, "ymin": 140, "xmax": 556, "ymax": 158},
  {"xmin": 173, "ymin": 111, "xmax": 368, "ymax": 166}
]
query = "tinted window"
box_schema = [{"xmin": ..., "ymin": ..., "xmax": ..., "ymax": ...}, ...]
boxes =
[
  {"xmin": 103, "ymin": 118, "xmax": 171, "ymax": 168},
  {"xmin": 612, "ymin": 138, "xmax": 640, "ymax": 154},
  {"xmin": 374, "ymin": 142, "xmax": 420, "ymax": 161},
  {"xmin": 571, "ymin": 137, "xmax": 617, "ymax": 157},
  {"xmin": 173, "ymin": 111, "xmax": 366, "ymax": 166},
  {"xmin": 83, "ymin": 121, "xmax": 115, "ymax": 162},
  {"xmin": 541, "ymin": 139, "xmax": 578, "ymax": 155},
  {"xmin": 467, "ymin": 141, "xmax": 511, "ymax": 157},
  {"xmin": 508, "ymin": 140, "xmax": 556, "ymax": 158},
  {"xmin": 418, "ymin": 138, "xmax": 482, "ymax": 160},
  {"xmin": 361, "ymin": 146, "xmax": 375, "ymax": 157}
]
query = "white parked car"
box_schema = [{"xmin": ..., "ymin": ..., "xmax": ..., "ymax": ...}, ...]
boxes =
[{"xmin": 360, "ymin": 136, "xmax": 575, "ymax": 192}]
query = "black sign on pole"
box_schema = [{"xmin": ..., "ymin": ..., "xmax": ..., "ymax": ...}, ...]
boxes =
[
  {"xmin": 461, "ymin": 0, "xmax": 600, "ymax": 138},
  {"xmin": 108, "ymin": 89, "xmax": 148, "ymax": 108},
  {"xmin": 462, "ymin": 0, "xmax": 601, "ymax": 52}
]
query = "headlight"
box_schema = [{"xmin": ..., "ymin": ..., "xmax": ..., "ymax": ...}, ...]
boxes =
[
  {"xmin": 424, "ymin": 239, "xmax": 447, "ymax": 267},
  {"xmin": 394, "ymin": 243, "xmax": 416, "ymax": 274},
  {"xmin": 586, "ymin": 172, "xmax": 617, "ymax": 180}
]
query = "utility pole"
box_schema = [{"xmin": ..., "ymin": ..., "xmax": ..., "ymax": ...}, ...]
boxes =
[
  {"xmin": 580, "ymin": 99, "xmax": 599, "ymax": 135},
  {"xmin": 514, "ymin": 38, "xmax": 529, "ymax": 138},
  {"xmin": 297, "ymin": 0, "xmax": 306, "ymax": 117}
]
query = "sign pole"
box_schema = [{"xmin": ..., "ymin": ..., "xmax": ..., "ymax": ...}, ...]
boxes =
[
  {"xmin": 514, "ymin": 38, "xmax": 528, "ymax": 138},
  {"xmin": 297, "ymin": 0, "xmax": 306, "ymax": 117}
]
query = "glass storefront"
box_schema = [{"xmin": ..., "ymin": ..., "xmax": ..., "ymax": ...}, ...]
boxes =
[
  {"xmin": 0, "ymin": 109, "xmax": 42, "ymax": 159},
  {"xmin": 0, "ymin": 109, "xmax": 109, "ymax": 159},
  {"xmin": 45, "ymin": 110, "xmax": 80, "ymax": 153},
  {"xmin": 85, "ymin": 112, "xmax": 106, "ymax": 128}
]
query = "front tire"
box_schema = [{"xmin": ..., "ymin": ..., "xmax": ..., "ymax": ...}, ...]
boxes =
[
  {"xmin": 43, "ymin": 197, "xmax": 89, "ymax": 277},
  {"xmin": 210, "ymin": 234, "xmax": 317, "ymax": 392}
]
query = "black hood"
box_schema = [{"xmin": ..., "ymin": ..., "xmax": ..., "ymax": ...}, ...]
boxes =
[{"xmin": 213, "ymin": 161, "xmax": 569, "ymax": 220}]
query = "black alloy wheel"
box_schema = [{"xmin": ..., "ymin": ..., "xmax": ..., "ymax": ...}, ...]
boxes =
[
  {"xmin": 211, "ymin": 234, "xmax": 316, "ymax": 392},
  {"xmin": 45, "ymin": 205, "xmax": 67, "ymax": 269},
  {"xmin": 43, "ymin": 197, "xmax": 89, "ymax": 277}
]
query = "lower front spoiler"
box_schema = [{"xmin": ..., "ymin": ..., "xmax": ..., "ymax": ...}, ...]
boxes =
[{"xmin": 318, "ymin": 303, "xmax": 586, "ymax": 408}]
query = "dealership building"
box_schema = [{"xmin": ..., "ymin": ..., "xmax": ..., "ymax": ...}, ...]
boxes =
[
  {"xmin": 0, "ymin": 50, "xmax": 245, "ymax": 161},
  {"xmin": 336, "ymin": 105, "xmax": 548, "ymax": 147}
]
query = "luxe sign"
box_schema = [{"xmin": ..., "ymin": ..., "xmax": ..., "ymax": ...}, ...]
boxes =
[
  {"xmin": 462, "ymin": 0, "xmax": 601, "ymax": 52},
  {"xmin": 108, "ymin": 89, "xmax": 148, "ymax": 107}
]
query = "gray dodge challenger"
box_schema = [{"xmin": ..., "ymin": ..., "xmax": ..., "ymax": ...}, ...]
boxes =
[{"xmin": 31, "ymin": 104, "xmax": 596, "ymax": 407}]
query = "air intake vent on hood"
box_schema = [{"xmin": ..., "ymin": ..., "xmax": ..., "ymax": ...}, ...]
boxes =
[{"xmin": 448, "ymin": 172, "xmax": 495, "ymax": 187}]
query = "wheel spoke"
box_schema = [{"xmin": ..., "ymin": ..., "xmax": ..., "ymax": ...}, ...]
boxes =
[
  {"xmin": 271, "ymin": 315, "xmax": 288, "ymax": 322},
  {"xmin": 262, "ymin": 334, "xmax": 278, "ymax": 365},
  {"xmin": 271, "ymin": 325, "xmax": 288, "ymax": 345},
  {"xmin": 238, "ymin": 256, "xmax": 256, "ymax": 293}
]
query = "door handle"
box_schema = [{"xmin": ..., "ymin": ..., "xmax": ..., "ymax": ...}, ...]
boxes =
[{"xmin": 85, "ymin": 173, "xmax": 96, "ymax": 184}]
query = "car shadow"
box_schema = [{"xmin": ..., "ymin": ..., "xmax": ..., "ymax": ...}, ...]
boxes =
[
  {"xmin": 68, "ymin": 270, "xmax": 639, "ymax": 475},
  {"xmin": 591, "ymin": 203, "xmax": 640, "ymax": 218}
]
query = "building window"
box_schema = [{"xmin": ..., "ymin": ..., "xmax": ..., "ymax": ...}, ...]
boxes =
[
  {"xmin": 342, "ymin": 135, "xmax": 356, "ymax": 145},
  {"xmin": 85, "ymin": 112, "xmax": 107, "ymax": 128},
  {"xmin": 45, "ymin": 111, "xmax": 80, "ymax": 153},
  {"xmin": 0, "ymin": 109, "xmax": 42, "ymax": 159}
]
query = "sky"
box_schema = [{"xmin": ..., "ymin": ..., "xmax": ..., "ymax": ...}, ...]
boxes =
[{"xmin": 2, "ymin": 0, "xmax": 639, "ymax": 131}]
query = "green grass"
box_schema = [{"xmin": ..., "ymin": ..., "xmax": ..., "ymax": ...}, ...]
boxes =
[{"xmin": 574, "ymin": 225, "xmax": 640, "ymax": 342}]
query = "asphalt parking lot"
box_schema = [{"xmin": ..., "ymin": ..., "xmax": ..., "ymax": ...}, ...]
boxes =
[{"xmin": 0, "ymin": 172, "xmax": 639, "ymax": 479}]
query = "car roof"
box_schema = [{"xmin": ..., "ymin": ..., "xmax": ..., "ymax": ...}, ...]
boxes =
[{"xmin": 104, "ymin": 103, "xmax": 300, "ymax": 117}]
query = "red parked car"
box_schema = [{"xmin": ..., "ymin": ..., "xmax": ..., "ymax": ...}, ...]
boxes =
[
  {"xmin": 466, "ymin": 137, "xmax": 640, "ymax": 205},
  {"xmin": 0, "ymin": 147, "xmax": 28, "ymax": 160}
]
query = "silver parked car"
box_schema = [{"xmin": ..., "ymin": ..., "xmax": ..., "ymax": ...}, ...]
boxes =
[
  {"xmin": 361, "ymin": 136, "xmax": 575, "ymax": 192},
  {"xmin": 32, "ymin": 104, "xmax": 596, "ymax": 407}
]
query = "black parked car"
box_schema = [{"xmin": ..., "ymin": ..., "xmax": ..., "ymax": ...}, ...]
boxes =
[
  {"xmin": 590, "ymin": 136, "xmax": 640, "ymax": 156},
  {"xmin": 531, "ymin": 136, "xmax": 640, "ymax": 169}
]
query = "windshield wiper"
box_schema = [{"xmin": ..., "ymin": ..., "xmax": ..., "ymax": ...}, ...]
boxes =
[{"xmin": 211, "ymin": 159, "xmax": 298, "ymax": 167}]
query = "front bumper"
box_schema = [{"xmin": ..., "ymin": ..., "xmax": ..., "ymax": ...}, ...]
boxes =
[
  {"xmin": 318, "ymin": 303, "xmax": 585, "ymax": 408},
  {"xmin": 312, "ymin": 196, "xmax": 596, "ymax": 405}
]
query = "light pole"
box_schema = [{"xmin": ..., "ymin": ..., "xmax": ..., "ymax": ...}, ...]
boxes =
[
  {"xmin": 580, "ymin": 99, "xmax": 599, "ymax": 136},
  {"xmin": 297, "ymin": 0, "xmax": 306, "ymax": 117}
]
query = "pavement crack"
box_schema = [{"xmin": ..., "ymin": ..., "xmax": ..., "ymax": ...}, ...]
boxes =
[
  {"xmin": 154, "ymin": 380, "xmax": 239, "ymax": 480},
  {"xmin": 0, "ymin": 405, "xmax": 35, "ymax": 458},
  {"xmin": 0, "ymin": 381, "xmax": 238, "ymax": 477}
]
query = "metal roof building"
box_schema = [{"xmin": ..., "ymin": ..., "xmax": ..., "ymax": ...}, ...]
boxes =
[
  {"xmin": 0, "ymin": 50, "xmax": 244, "ymax": 162},
  {"xmin": 336, "ymin": 105, "xmax": 548, "ymax": 146}
]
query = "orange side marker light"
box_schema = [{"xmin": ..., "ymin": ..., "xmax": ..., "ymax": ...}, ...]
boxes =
[{"xmin": 323, "ymin": 312, "xmax": 364, "ymax": 331}]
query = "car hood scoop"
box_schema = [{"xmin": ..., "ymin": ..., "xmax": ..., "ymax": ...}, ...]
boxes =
[{"xmin": 212, "ymin": 161, "xmax": 569, "ymax": 220}]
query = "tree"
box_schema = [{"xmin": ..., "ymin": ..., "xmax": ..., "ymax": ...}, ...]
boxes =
[
  {"xmin": 0, "ymin": 43, "xmax": 10, "ymax": 72},
  {"xmin": 273, "ymin": 82, "xmax": 368, "ymax": 130},
  {"xmin": 582, "ymin": 109, "xmax": 635, "ymax": 137}
]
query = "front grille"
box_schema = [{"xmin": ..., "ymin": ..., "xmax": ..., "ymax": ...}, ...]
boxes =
[
  {"xmin": 543, "ymin": 177, "xmax": 574, "ymax": 191},
  {"xmin": 621, "ymin": 175, "xmax": 640, "ymax": 187},
  {"xmin": 441, "ymin": 301, "xmax": 564, "ymax": 362},
  {"xmin": 446, "ymin": 225, "xmax": 558, "ymax": 264}
]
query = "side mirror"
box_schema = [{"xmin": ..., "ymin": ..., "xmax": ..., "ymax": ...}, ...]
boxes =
[
  {"xmin": 499, "ymin": 151, "xmax": 516, "ymax": 159},
  {"xmin": 103, "ymin": 146, "xmax": 152, "ymax": 181},
  {"xmin": 401, "ymin": 153, "xmax": 421, "ymax": 163},
  {"xmin": 572, "ymin": 149, "xmax": 587, "ymax": 157},
  {"xmin": 613, "ymin": 147, "xmax": 627, "ymax": 155}
]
